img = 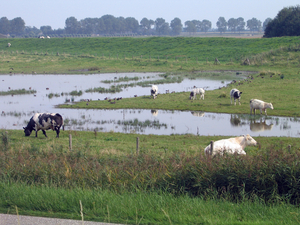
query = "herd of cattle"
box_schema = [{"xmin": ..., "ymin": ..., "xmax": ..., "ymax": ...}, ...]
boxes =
[
  {"xmin": 150, "ymin": 85, "xmax": 273, "ymax": 156},
  {"xmin": 22, "ymin": 85, "xmax": 273, "ymax": 157}
]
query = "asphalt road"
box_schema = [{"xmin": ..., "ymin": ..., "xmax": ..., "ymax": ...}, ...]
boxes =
[{"xmin": 0, "ymin": 214, "xmax": 123, "ymax": 225}]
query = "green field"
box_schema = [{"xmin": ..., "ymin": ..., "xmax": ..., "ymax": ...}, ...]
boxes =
[{"xmin": 1, "ymin": 36, "xmax": 300, "ymax": 224}]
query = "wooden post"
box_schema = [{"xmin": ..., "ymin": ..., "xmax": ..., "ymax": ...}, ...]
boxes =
[
  {"xmin": 136, "ymin": 137, "xmax": 139, "ymax": 155},
  {"xmin": 288, "ymin": 145, "xmax": 291, "ymax": 153},
  {"xmin": 69, "ymin": 134, "xmax": 72, "ymax": 151},
  {"xmin": 210, "ymin": 141, "xmax": 214, "ymax": 155}
]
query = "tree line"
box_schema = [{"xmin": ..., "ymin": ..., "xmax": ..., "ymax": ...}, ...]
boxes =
[
  {"xmin": 0, "ymin": 15, "xmax": 269, "ymax": 38},
  {"xmin": 1, "ymin": 5, "xmax": 299, "ymax": 38}
]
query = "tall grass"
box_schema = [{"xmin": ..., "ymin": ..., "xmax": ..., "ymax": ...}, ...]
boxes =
[
  {"xmin": 1, "ymin": 130, "xmax": 300, "ymax": 205},
  {"xmin": 1, "ymin": 182, "xmax": 299, "ymax": 224}
]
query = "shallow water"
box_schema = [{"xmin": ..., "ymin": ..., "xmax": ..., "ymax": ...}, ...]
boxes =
[{"xmin": 1, "ymin": 73, "xmax": 300, "ymax": 137}]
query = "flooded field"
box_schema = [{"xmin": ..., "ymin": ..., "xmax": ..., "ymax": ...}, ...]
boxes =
[{"xmin": 1, "ymin": 72, "xmax": 300, "ymax": 137}]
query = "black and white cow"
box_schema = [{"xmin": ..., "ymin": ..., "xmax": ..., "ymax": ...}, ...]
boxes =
[
  {"xmin": 151, "ymin": 85, "xmax": 158, "ymax": 99},
  {"xmin": 230, "ymin": 88, "xmax": 242, "ymax": 105},
  {"xmin": 23, "ymin": 113, "xmax": 64, "ymax": 138}
]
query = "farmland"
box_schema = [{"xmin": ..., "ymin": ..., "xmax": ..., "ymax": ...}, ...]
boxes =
[{"xmin": 1, "ymin": 36, "xmax": 300, "ymax": 224}]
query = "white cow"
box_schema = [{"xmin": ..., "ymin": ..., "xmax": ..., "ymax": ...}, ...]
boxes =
[
  {"xmin": 230, "ymin": 88, "xmax": 242, "ymax": 105},
  {"xmin": 250, "ymin": 99, "xmax": 273, "ymax": 115},
  {"xmin": 7, "ymin": 43, "xmax": 11, "ymax": 47},
  {"xmin": 204, "ymin": 134, "xmax": 257, "ymax": 156},
  {"xmin": 151, "ymin": 85, "xmax": 158, "ymax": 99},
  {"xmin": 190, "ymin": 88, "xmax": 205, "ymax": 100}
]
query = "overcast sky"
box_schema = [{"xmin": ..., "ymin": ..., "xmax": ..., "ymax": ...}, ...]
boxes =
[{"xmin": 1, "ymin": 0, "xmax": 299, "ymax": 29}]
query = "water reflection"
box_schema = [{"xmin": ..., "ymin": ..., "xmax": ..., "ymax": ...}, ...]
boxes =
[
  {"xmin": 191, "ymin": 111, "xmax": 205, "ymax": 117},
  {"xmin": 1, "ymin": 108, "xmax": 300, "ymax": 137},
  {"xmin": 250, "ymin": 119, "xmax": 273, "ymax": 132},
  {"xmin": 151, "ymin": 110, "xmax": 158, "ymax": 117}
]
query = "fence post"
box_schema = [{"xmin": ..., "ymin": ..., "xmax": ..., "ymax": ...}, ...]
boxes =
[
  {"xmin": 69, "ymin": 134, "xmax": 72, "ymax": 151},
  {"xmin": 136, "ymin": 137, "xmax": 139, "ymax": 155}
]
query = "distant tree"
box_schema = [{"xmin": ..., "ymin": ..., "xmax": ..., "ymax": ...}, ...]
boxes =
[
  {"xmin": 247, "ymin": 18, "xmax": 262, "ymax": 32},
  {"xmin": 160, "ymin": 22, "xmax": 171, "ymax": 35},
  {"xmin": 0, "ymin": 17, "xmax": 10, "ymax": 34},
  {"xmin": 125, "ymin": 17, "xmax": 139, "ymax": 33},
  {"xmin": 262, "ymin": 18, "xmax": 272, "ymax": 31},
  {"xmin": 10, "ymin": 17, "xmax": 25, "ymax": 35},
  {"xmin": 216, "ymin": 17, "xmax": 227, "ymax": 33},
  {"xmin": 155, "ymin": 18, "xmax": 170, "ymax": 35},
  {"xmin": 115, "ymin": 16, "xmax": 126, "ymax": 34},
  {"xmin": 24, "ymin": 26, "xmax": 40, "ymax": 37},
  {"xmin": 94, "ymin": 18, "xmax": 105, "ymax": 34},
  {"xmin": 170, "ymin": 17, "xmax": 182, "ymax": 35},
  {"xmin": 140, "ymin": 17, "xmax": 155, "ymax": 34},
  {"xmin": 65, "ymin": 17, "xmax": 80, "ymax": 34},
  {"xmin": 227, "ymin": 18, "xmax": 238, "ymax": 32},
  {"xmin": 80, "ymin": 18, "xmax": 98, "ymax": 34},
  {"xmin": 184, "ymin": 21, "xmax": 196, "ymax": 34},
  {"xmin": 201, "ymin": 19, "xmax": 211, "ymax": 32},
  {"xmin": 236, "ymin": 17, "xmax": 245, "ymax": 32},
  {"xmin": 40, "ymin": 26, "xmax": 53, "ymax": 35},
  {"xmin": 264, "ymin": 5, "xmax": 300, "ymax": 37},
  {"xmin": 101, "ymin": 15, "xmax": 117, "ymax": 34},
  {"xmin": 192, "ymin": 20, "xmax": 202, "ymax": 31}
]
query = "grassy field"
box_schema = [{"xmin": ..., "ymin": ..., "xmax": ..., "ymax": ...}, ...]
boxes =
[
  {"xmin": 1, "ymin": 36, "xmax": 300, "ymax": 224},
  {"xmin": 0, "ymin": 36, "xmax": 299, "ymax": 74},
  {"xmin": 1, "ymin": 130, "xmax": 300, "ymax": 224},
  {"xmin": 59, "ymin": 69, "xmax": 300, "ymax": 117}
]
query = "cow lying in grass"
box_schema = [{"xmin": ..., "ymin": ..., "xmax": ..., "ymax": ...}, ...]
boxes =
[
  {"xmin": 190, "ymin": 88, "xmax": 205, "ymax": 100},
  {"xmin": 23, "ymin": 113, "xmax": 64, "ymax": 138},
  {"xmin": 250, "ymin": 99, "xmax": 274, "ymax": 115},
  {"xmin": 204, "ymin": 134, "xmax": 257, "ymax": 156}
]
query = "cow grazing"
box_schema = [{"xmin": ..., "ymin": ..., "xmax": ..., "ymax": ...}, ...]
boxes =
[
  {"xmin": 190, "ymin": 88, "xmax": 205, "ymax": 100},
  {"xmin": 7, "ymin": 43, "xmax": 11, "ymax": 47},
  {"xmin": 23, "ymin": 113, "xmax": 63, "ymax": 138},
  {"xmin": 151, "ymin": 85, "xmax": 158, "ymax": 99},
  {"xmin": 230, "ymin": 88, "xmax": 242, "ymax": 105},
  {"xmin": 250, "ymin": 99, "xmax": 273, "ymax": 115},
  {"xmin": 204, "ymin": 134, "xmax": 257, "ymax": 156}
]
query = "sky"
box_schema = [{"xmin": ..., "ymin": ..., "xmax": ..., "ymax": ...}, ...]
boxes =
[{"xmin": 1, "ymin": 0, "xmax": 299, "ymax": 30}]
